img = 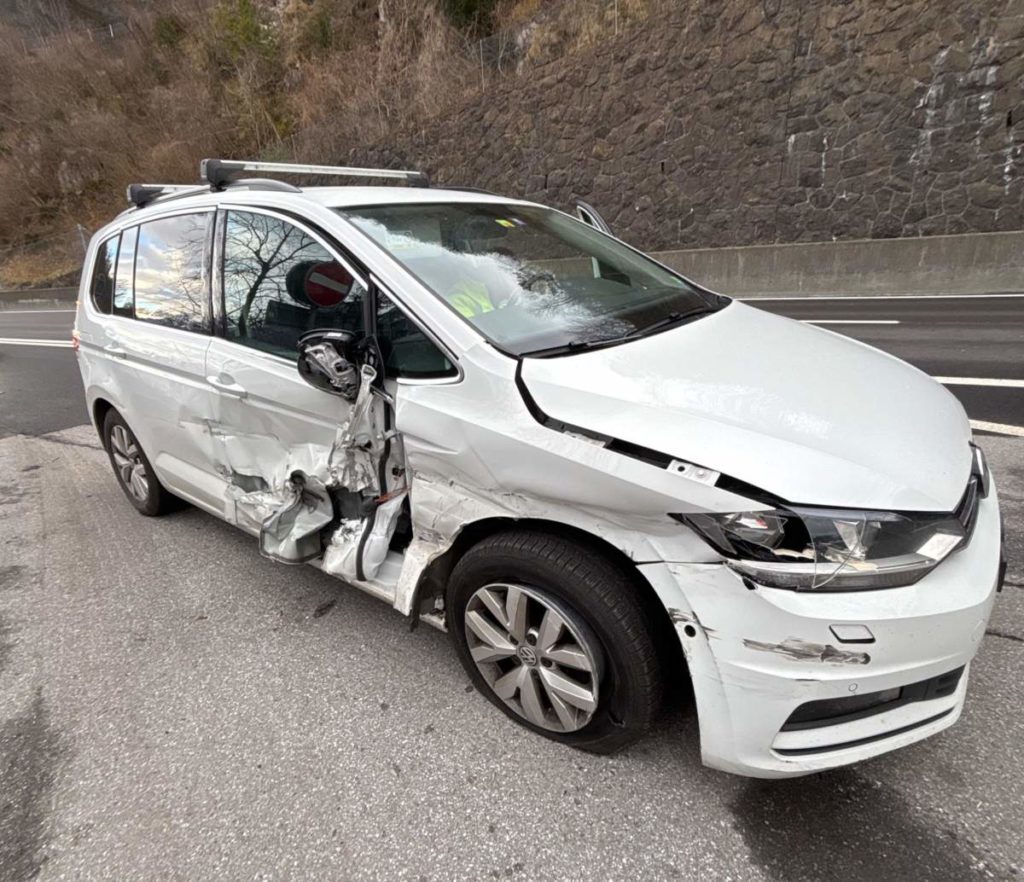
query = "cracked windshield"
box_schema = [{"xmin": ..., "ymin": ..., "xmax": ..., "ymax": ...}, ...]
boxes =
[{"xmin": 340, "ymin": 203, "xmax": 725, "ymax": 355}]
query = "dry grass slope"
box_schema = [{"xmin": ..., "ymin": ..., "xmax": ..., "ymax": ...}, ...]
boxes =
[{"xmin": 0, "ymin": 0, "xmax": 663, "ymax": 286}]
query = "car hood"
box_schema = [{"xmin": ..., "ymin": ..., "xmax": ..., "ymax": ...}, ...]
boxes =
[{"xmin": 519, "ymin": 302, "xmax": 972, "ymax": 511}]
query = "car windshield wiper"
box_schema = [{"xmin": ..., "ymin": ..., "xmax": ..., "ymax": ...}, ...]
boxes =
[
  {"xmin": 629, "ymin": 306, "xmax": 715, "ymax": 339},
  {"xmin": 521, "ymin": 305, "xmax": 719, "ymax": 358},
  {"xmin": 520, "ymin": 337, "xmax": 628, "ymax": 358}
]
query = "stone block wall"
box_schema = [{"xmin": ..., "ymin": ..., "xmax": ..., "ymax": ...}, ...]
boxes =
[{"xmin": 347, "ymin": 0, "xmax": 1024, "ymax": 251}]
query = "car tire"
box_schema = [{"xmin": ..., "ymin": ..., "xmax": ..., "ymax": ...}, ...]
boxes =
[
  {"xmin": 447, "ymin": 529, "xmax": 664, "ymax": 754},
  {"xmin": 102, "ymin": 409, "xmax": 172, "ymax": 517}
]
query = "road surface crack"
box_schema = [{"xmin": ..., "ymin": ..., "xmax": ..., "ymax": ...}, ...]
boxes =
[{"xmin": 985, "ymin": 628, "xmax": 1024, "ymax": 644}]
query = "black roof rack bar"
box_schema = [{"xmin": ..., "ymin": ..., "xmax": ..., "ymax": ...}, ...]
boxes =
[
  {"xmin": 200, "ymin": 158, "xmax": 430, "ymax": 189},
  {"xmin": 126, "ymin": 183, "xmax": 206, "ymax": 208},
  {"xmin": 126, "ymin": 178, "xmax": 303, "ymax": 210}
]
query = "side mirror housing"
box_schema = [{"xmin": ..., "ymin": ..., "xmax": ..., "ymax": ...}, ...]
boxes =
[{"xmin": 296, "ymin": 329, "xmax": 360, "ymax": 400}]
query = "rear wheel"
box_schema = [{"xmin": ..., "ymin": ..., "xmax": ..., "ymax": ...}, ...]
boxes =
[
  {"xmin": 448, "ymin": 530, "xmax": 664, "ymax": 754},
  {"xmin": 102, "ymin": 409, "xmax": 171, "ymax": 516}
]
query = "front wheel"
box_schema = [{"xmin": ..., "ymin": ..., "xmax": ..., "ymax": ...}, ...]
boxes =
[{"xmin": 448, "ymin": 530, "xmax": 664, "ymax": 754}]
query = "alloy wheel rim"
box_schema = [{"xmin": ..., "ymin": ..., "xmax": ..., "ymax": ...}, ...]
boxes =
[
  {"xmin": 464, "ymin": 583, "xmax": 601, "ymax": 733},
  {"xmin": 110, "ymin": 424, "xmax": 149, "ymax": 502}
]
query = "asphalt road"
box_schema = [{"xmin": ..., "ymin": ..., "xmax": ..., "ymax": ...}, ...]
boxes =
[
  {"xmin": 0, "ymin": 296, "xmax": 1021, "ymax": 436},
  {"xmin": 0, "ymin": 297, "xmax": 1022, "ymax": 880},
  {"xmin": 0, "ymin": 309, "xmax": 83, "ymax": 438}
]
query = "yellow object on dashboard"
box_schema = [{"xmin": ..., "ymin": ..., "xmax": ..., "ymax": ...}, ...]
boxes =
[{"xmin": 447, "ymin": 279, "xmax": 495, "ymax": 318}]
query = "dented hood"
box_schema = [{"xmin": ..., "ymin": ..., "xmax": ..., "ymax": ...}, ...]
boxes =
[{"xmin": 520, "ymin": 302, "xmax": 972, "ymax": 511}]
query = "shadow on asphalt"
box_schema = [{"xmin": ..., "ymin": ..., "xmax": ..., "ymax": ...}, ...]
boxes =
[
  {"xmin": 730, "ymin": 769, "xmax": 985, "ymax": 881},
  {"xmin": 0, "ymin": 690, "xmax": 67, "ymax": 881}
]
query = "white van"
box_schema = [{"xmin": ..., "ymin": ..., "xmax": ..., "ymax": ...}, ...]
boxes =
[{"xmin": 74, "ymin": 160, "xmax": 1005, "ymax": 778}]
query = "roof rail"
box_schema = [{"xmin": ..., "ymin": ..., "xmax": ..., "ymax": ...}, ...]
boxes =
[
  {"xmin": 439, "ymin": 186, "xmax": 499, "ymax": 196},
  {"xmin": 200, "ymin": 158, "xmax": 430, "ymax": 189}
]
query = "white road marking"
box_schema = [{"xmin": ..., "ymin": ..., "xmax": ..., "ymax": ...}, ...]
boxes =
[
  {"xmin": 744, "ymin": 292, "xmax": 1024, "ymax": 301},
  {"xmin": 970, "ymin": 420, "xmax": 1024, "ymax": 437},
  {"xmin": 0, "ymin": 308, "xmax": 76, "ymax": 314},
  {"xmin": 803, "ymin": 319, "xmax": 901, "ymax": 325},
  {"xmin": 0, "ymin": 337, "xmax": 73, "ymax": 348},
  {"xmin": 935, "ymin": 377, "xmax": 1024, "ymax": 388}
]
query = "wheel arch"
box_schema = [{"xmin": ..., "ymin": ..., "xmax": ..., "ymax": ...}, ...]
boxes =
[
  {"xmin": 92, "ymin": 396, "xmax": 116, "ymax": 444},
  {"xmin": 412, "ymin": 516, "xmax": 688, "ymax": 690}
]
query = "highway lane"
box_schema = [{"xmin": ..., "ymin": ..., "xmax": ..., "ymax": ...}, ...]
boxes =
[
  {"xmin": 750, "ymin": 294, "xmax": 1024, "ymax": 376},
  {"xmin": 0, "ymin": 296, "xmax": 1021, "ymax": 434},
  {"xmin": 747, "ymin": 295, "xmax": 1024, "ymax": 430},
  {"xmin": 0, "ymin": 309, "xmax": 83, "ymax": 438}
]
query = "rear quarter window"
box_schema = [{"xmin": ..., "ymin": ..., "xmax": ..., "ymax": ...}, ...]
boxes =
[
  {"xmin": 89, "ymin": 235, "xmax": 118, "ymax": 314},
  {"xmin": 113, "ymin": 226, "xmax": 138, "ymax": 319}
]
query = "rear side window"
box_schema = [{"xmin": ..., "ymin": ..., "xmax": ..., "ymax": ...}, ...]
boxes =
[
  {"xmin": 89, "ymin": 236, "xmax": 118, "ymax": 314},
  {"xmin": 222, "ymin": 210, "xmax": 367, "ymax": 359},
  {"xmin": 134, "ymin": 213, "xmax": 211, "ymax": 332},
  {"xmin": 113, "ymin": 226, "xmax": 137, "ymax": 318}
]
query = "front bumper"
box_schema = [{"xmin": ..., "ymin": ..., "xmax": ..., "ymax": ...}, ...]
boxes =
[{"xmin": 641, "ymin": 483, "xmax": 1002, "ymax": 778}]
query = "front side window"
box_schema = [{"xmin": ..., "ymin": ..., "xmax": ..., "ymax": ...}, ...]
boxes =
[
  {"xmin": 134, "ymin": 213, "xmax": 211, "ymax": 332},
  {"xmin": 376, "ymin": 294, "xmax": 456, "ymax": 379},
  {"xmin": 89, "ymin": 235, "xmax": 118, "ymax": 314},
  {"xmin": 340, "ymin": 203, "xmax": 726, "ymax": 356},
  {"xmin": 112, "ymin": 226, "xmax": 138, "ymax": 318},
  {"xmin": 222, "ymin": 210, "xmax": 367, "ymax": 359}
]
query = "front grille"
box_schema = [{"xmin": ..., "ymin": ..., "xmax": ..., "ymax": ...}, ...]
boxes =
[{"xmin": 781, "ymin": 665, "xmax": 965, "ymax": 732}]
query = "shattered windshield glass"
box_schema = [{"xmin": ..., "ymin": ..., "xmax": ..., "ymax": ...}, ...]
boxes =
[{"xmin": 338, "ymin": 203, "xmax": 726, "ymax": 356}]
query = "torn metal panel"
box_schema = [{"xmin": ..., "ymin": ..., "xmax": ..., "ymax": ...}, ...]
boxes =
[
  {"xmin": 321, "ymin": 517, "xmax": 368, "ymax": 580},
  {"xmin": 327, "ymin": 365, "xmax": 384, "ymax": 490},
  {"xmin": 258, "ymin": 475, "xmax": 335, "ymax": 564},
  {"xmin": 360, "ymin": 493, "xmax": 407, "ymax": 579},
  {"xmin": 192, "ymin": 365, "xmax": 389, "ymax": 566},
  {"xmin": 322, "ymin": 491, "xmax": 408, "ymax": 582},
  {"xmin": 742, "ymin": 637, "xmax": 871, "ymax": 666}
]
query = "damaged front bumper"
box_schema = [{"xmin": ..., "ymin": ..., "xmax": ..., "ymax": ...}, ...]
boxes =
[{"xmin": 641, "ymin": 484, "xmax": 1002, "ymax": 778}]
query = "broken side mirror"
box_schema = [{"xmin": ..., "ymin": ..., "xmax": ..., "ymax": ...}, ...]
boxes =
[{"xmin": 297, "ymin": 329, "xmax": 361, "ymax": 400}]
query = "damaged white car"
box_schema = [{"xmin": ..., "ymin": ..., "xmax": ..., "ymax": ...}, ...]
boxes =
[{"xmin": 74, "ymin": 160, "xmax": 1006, "ymax": 778}]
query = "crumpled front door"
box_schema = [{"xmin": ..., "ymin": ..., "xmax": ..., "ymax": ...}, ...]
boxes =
[{"xmin": 202, "ymin": 337, "xmax": 400, "ymax": 577}]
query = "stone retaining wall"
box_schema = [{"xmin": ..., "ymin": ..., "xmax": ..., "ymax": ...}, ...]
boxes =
[{"xmin": 348, "ymin": 0, "xmax": 1024, "ymax": 251}]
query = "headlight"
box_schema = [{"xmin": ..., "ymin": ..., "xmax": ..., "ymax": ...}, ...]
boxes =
[{"xmin": 676, "ymin": 507, "xmax": 967, "ymax": 590}]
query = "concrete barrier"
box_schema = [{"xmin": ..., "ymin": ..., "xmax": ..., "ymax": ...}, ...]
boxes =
[
  {"xmin": 0, "ymin": 286, "xmax": 78, "ymax": 307},
  {"xmin": 3, "ymin": 231, "xmax": 1023, "ymax": 304},
  {"xmin": 653, "ymin": 231, "xmax": 1024, "ymax": 298}
]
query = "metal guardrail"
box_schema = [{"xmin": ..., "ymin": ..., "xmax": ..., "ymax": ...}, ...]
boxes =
[{"xmin": 12, "ymin": 18, "xmax": 134, "ymax": 53}]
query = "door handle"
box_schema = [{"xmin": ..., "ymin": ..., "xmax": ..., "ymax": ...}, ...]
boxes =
[
  {"xmin": 104, "ymin": 343, "xmax": 127, "ymax": 359},
  {"xmin": 206, "ymin": 374, "xmax": 247, "ymax": 398}
]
